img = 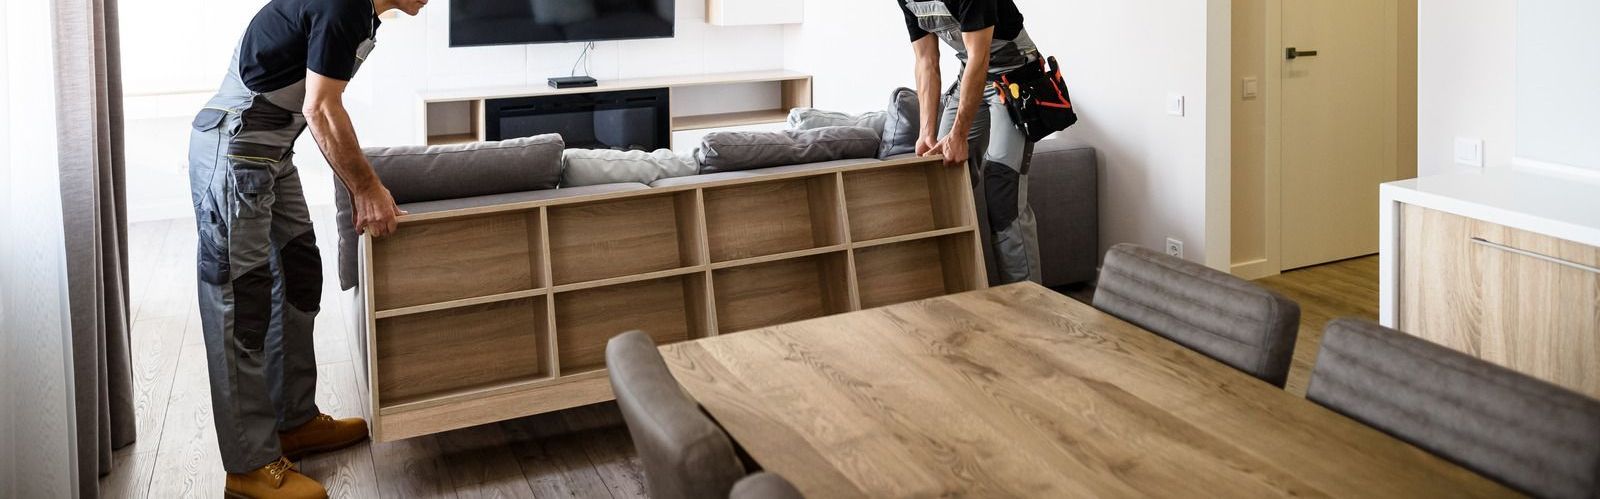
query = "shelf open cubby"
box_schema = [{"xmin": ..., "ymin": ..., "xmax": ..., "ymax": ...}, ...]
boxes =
[
  {"xmin": 703, "ymin": 174, "xmax": 846, "ymax": 262},
  {"xmin": 853, "ymin": 232, "xmax": 984, "ymax": 310},
  {"xmin": 843, "ymin": 159, "xmax": 975, "ymax": 243},
  {"xmin": 713, "ymin": 251, "xmax": 854, "ymax": 334},
  {"xmin": 548, "ymin": 191, "xmax": 704, "ymax": 286},
  {"xmin": 374, "ymin": 296, "xmax": 551, "ymax": 408},
  {"xmin": 371, "ymin": 210, "xmax": 544, "ymax": 311},
  {"xmin": 554, "ymin": 273, "xmax": 713, "ymax": 375},
  {"xmin": 361, "ymin": 155, "xmax": 985, "ymax": 441}
]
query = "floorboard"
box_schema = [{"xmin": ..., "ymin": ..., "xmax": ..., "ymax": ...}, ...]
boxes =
[{"xmin": 104, "ymin": 215, "xmax": 1378, "ymax": 497}]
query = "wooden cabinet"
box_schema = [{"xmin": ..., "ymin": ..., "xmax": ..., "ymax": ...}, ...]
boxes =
[
  {"xmin": 360, "ymin": 156, "xmax": 987, "ymax": 441},
  {"xmin": 1399, "ymin": 204, "xmax": 1600, "ymax": 398}
]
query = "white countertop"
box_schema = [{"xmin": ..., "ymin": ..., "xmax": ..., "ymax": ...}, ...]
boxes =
[{"xmin": 1380, "ymin": 167, "xmax": 1600, "ymax": 248}]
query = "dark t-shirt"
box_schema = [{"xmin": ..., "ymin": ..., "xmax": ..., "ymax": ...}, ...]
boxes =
[
  {"xmin": 899, "ymin": 0, "xmax": 1034, "ymax": 74},
  {"xmin": 900, "ymin": 0, "xmax": 1025, "ymax": 42},
  {"xmin": 238, "ymin": 0, "xmax": 379, "ymax": 93}
]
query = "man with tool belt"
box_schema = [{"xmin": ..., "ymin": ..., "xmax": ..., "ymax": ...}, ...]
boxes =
[
  {"xmin": 187, "ymin": 0, "xmax": 424, "ymax": 496},
  {"xmin": 901, "ymin": 0, "xmax": 1042, "ymax": 284}
]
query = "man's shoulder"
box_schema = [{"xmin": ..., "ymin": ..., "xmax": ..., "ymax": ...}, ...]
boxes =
[{"xmin": 300, "ymin": 0, "xmax": 372, "ymax": 23}]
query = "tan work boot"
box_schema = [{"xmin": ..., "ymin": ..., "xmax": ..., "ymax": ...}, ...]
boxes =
[
  {"xmin": 279, "ymin": 414, "xmax": 369, "ymax": 460},
  {"xmin": 225, "ymin": 456, "xmax": 327, "ymax": 499}
]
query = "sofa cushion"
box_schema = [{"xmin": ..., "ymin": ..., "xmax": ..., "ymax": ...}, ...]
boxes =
[
  {"xmin": 650, "ymin": 158, "xmax": 880, "ymax": 188},
  {"xmin": 881, "ymin": 87, "xmax": 920, "ymax": 158},
  {"xmin": 561, "ymin": 148, "xmax": 697, "ymax": 187},
  {"xmin": 1029, "ymin": 141, "xmax": 1099, "ymax": 286},
  {"xmin": 787, "ymin": 108, "xmax": 887, "ymax": 135},
  {"xmin": 696, "ymin": 126, "xmax": 880, "ymax": 174},
  {"xmin": 334, "ymin": 134, "xmax": 565, "ymax": 290}
]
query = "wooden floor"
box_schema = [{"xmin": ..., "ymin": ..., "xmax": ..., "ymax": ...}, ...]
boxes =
[
  {"xmin": 101, "ymin": 211, "xmax": 1376, "ymax": 497},
  {"xmin": 102, "ymin": 210, "xmax": 649, "ymax": 499}
]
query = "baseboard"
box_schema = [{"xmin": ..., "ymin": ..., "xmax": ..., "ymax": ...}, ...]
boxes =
[{"xmin": 1231, "ymin": 258, "xmax": 1277, "ymax": 280}]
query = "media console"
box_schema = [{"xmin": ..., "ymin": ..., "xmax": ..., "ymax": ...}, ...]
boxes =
[{"xmin": 418, "ymin": 70, "xmax": 813, "ymax": 148}]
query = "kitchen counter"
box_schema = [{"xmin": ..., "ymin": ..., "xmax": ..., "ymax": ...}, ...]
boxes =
[{"xmin": 1378, "ymin": 166, "xmax": 1600, "ymax": 398}]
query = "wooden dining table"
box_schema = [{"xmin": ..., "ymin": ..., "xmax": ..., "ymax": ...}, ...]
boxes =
[{"xmin": 658, "ymin": 282, "xmax": 1519, "ymax": 498}]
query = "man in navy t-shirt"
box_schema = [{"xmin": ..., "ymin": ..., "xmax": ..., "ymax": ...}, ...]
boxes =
[
  {"xmin": 901, "ymin": 0, "xmax": 1043, "ymax": 284},
  {"xmin": 187, "ymin": 0, "xmax": 424, "ymax": 496}
]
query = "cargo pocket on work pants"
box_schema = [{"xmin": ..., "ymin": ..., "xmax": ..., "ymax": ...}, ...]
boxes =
[
  {"xmin": 196, "ymin": 210, "xmax": 230, "ymax": 285},
  {"xmin": 227, "ymin": 159, "xmax": 275, "ymax": 352}
]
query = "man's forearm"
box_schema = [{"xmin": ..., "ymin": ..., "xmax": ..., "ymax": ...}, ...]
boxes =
[
  {"xmin": 916, "ymin": 59, "xmax": 942, "ymax": 139},
  {"xmin": 304, "ymin": 103, "xmax": 379, "ymax": 192}
]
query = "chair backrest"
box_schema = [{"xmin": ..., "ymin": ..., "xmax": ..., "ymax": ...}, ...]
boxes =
[
  {"xmin": 1308, "ymin": 318, "xmax": 1600, "ymax": 499},
  {"xmin": 1093, "ymin": 243, "xmax": 1301, "ymax": 387},
  {"xmin": 730, "ymin": 472, "xmax": 806, "ymax": 499},
  {"xmin": 606, "ymin": 331, "xmax": 747, "ymax": 499}
]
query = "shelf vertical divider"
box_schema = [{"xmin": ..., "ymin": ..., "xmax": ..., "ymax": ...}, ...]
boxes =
[
  {"xmin": 360, "ymin": 234, "xmax": 383, "ymax": 440},
  {"xmin": 677, "ymin": 189, "xmax": 717, "ymax": 336},
  {"xmin": 536, "ymin": 206, "xmax": 561, "ymax": 377},
  {"xmin": 830, "ymin": 172, "xmax": 862, "ymax": 310}
]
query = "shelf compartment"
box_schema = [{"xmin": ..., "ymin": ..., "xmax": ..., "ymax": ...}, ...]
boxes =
[
  {"xmin": 375, "ymin": 297, "xmax": 551, "ymax": 407},
  {"xmin": 554, "ymin": 273, "xmax": 712, "ymax": 375},
  {"xmin": 843, "ymin": 161, "xmax": 975, "ymax": 242},
  {"xmin": 548, "ymin": 191, "xmax": 704, "ymax": 285},
  {"xmin": 704, "ymin": 174, "xmax": 846, "ymax": 262},
  {"xmin": 372, "ymin": 210, "xmax": 543, "ymax": 310},
  {"xmin": 672, "ymin": 109, "xmax": 790, "ymax": 131},
  {"xmin": 423, "ymin": 100, "xmax": 484, "ymax": 146},
  {"xmin": 713, "ymin": 252, "xmax": 854, "ymax": 334},
  {"xmin": 854, "ymin": 232, "xmax": 983, "ymax": 310}
]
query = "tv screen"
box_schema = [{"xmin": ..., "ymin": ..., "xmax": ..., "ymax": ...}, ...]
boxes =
[{"xmin": 450, "ymin": 0, "xmax": 675, "ymax": 47}]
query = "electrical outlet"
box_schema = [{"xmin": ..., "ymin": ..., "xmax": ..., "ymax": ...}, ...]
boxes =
[{"xmin": 1166, "ymin": 238, "xmax": 1184, "ymax": 258}]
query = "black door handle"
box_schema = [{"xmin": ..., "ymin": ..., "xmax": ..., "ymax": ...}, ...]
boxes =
[{"xmin": 1286, "ymin": 47, "xmax": 1320, "ymax": 60}]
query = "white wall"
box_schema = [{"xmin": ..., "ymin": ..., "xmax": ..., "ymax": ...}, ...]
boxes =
[
  {"xmin": 1417, "ymin": 0, "xmax": 1516, "ymax": 177},
  {"xmin": 786, "ymin": 0, "xmax": 1233, "ymax": 268},
  {"xmin": 1, "ymin": 0, "xmax": 79, "ymax": 495},
  {"xmin": 121, "ymin": 0, "xmax": 788, "ymax": 220}
]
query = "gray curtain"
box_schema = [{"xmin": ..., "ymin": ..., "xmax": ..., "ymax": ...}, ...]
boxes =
[{"xmin": 52, "ymin": 0, "xmax": 137, "ymax": 495}]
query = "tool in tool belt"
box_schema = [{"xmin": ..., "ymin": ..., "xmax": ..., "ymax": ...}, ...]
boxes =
[{"xmin": 991, "ymin": 55, "xmax": 1078, "ymax": 142}]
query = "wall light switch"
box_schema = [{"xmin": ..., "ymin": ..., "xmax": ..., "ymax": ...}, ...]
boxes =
[
  {"xmin": 1167, "ymin": 93, "xmax": 1186, "ymax": 117},
  {"xmin": 1454, "ymin": 137, "xmax": 1484, "ymax": 167},
  {"xmin": 1242, "ymin": 77, "xmax": 1259, "ymax": 100}
]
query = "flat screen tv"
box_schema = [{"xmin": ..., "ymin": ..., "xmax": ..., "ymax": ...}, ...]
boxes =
[{"xmin": 450, "ymin": 0, "xmax": 675, "ymax": 47}]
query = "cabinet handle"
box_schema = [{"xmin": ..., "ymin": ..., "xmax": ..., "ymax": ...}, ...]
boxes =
[{"xmin": 1470, "ymin": 237, "xmax": 1600, "ymax": 275}]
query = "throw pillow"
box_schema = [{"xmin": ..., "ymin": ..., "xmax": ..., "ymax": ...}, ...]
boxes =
[
  {"xmin": 696, "ymin": 126, "xmax": 881, "ymax": 174},
  {"xmin": 787, "ymin": 108, "xmax": 887, "ymax": 135},
  {"xmin": 881, "ymin": 87, "xmax": 920, "ymax": 158},
  {"xmin": 561, "ymin": 148, "xmax": 698, "ymax": 187}
]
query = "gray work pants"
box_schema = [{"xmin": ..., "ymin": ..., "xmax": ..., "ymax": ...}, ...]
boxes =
[
  {"xmin": 940, "ymin": 84, "xmax": 1043, "ymax": 285},
  {"xmin": 188, "ymin": 106, "xmax": 321, "ymax": 473}
]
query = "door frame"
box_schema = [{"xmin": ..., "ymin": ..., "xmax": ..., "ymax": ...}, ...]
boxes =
[{"xmin": 1234, "ymin": 0, "xmax": 1413, "ymax": 278}]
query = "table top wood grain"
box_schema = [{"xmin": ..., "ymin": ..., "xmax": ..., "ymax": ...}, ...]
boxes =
[{"xmin": 659, "ymin": 283, "xmax": 1519, "ymax": 498}]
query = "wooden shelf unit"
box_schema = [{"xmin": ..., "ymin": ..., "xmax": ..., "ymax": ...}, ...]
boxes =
[
  {"xmin": 361, "ymin": 156, "xmax": 985, "ymax": 441},
  {"xmin": 419, "ymin": 70, "xmax": 813, "ymax": 146}
]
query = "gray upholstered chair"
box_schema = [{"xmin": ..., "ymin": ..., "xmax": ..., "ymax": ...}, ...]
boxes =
[
  {"xmin": 730, "ymin": 472, "xmax": 805, "ymax": 499},
  {"xmin": 606, "ymin": 331, "xmax": 748, "ymax": 499},
  {"xmin": 1308, "ymin": 318, "xmax": 1600, "ymax": 499},
  {"xmin": 1093, "ymin": 243, "xmax": 1301, "ymax": 387}
]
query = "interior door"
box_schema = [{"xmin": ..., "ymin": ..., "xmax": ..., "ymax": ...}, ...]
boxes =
[{"xmin": 1279, "ymin": 0, "xmax": 1399, "ymax": 270}]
